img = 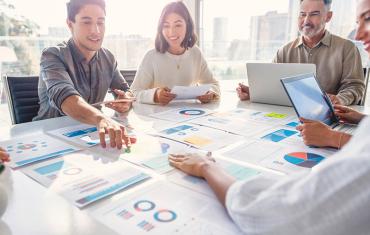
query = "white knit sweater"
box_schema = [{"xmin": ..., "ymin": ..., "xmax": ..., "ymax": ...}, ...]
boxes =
[{"xmin": 131, "ymin": 46, "xmax": 220, "ymax": 104}]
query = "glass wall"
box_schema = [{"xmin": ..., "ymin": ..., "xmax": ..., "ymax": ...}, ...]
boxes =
[
  {"xmin": 199, "ymin": 0, "xmax": 367, "ymax": 80},
  {"xmin": 0, "ymin": 0, "xmax": 175, "ymax": 77}
]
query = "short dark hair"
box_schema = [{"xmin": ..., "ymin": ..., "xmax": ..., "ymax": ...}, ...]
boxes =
[
  {"xmin": 66, "ymin": 0, "xmax": 106, "ymax": 22},
  {"xmin": 155, "ymin": 1, "xmax": 197, "ymax": 53}
]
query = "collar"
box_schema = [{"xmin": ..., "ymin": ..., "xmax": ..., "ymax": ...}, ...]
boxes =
[
  {"xmin": 295, "ymin": 30, "xmax": 331, "ymax": 48},
  {"xmin": 68, "ymin": 38, "xmax": 99, "ymax": 63}
]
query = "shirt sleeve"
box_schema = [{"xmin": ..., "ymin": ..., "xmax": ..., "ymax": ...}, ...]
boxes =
[
  {"xmin": 197, "ymin": 50, "xmax": 220, "ymax": 98},
  {"xmin": 40, "ymin": 49, "xmax": 80, "ymax": 112},
  {"xmin": 225, "ymin": 150, "xmax": 370, "ymax": 235},
  {"xmin": 109, "ymin": 59, "xmax": 130, "ymax": 92},
  {"xmin": 130, "ymin": 52, "xmax": 157, "ymax": 104},
  {"xmin": 336, "ymin": 42, "xmax": 365, "ymax": 105}
]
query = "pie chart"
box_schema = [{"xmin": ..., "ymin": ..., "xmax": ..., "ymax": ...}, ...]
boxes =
[
  {"xmin": 284, "ymin": 152, "xmax": 325, "ymax": 168},
  {"xmin": 179, "ymin": 109, "xmax": 205, "ymax": 116}
]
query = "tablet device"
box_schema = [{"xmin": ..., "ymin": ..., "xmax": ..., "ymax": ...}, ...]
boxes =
[{"xmin": 280, "ymin": 73, "xmax": 339, "ymax": 126}]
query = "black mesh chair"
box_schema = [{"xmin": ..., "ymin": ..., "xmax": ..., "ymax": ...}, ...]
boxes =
[
  {"xmin": 3, "ymin": 75, "xmax": 40, "ymax": 124},
  {"xmin": 120, "ymin": 70, "xmax": 137, "ymax": 86}
]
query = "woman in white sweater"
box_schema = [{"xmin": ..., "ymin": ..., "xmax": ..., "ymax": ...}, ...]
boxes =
[{"xmin": 131, "ymin": 1, "xmax": 220, "ymax": 105}]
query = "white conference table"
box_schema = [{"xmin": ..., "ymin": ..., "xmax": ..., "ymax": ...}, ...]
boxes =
[{"xmin": 0, "ymin": 82, "xmax": 367, "ymax": 235}]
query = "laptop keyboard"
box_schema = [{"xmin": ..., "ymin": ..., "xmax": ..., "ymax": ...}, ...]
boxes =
[{"xmin": 334, "ymin": 124, "xmax": 356, "ymax": 134}]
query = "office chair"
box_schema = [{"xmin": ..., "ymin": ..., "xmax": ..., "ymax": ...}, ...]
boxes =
[
  {"xmin": 120, "ymin": 70, "xmax": 137, "ymax": 87},
  {"xmin": 3, "ymin": 75, "xmax": 40, "ymax": 124}
]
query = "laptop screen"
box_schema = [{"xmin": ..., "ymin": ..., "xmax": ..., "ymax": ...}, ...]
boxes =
[{"xmin": 281, "ymin": 73, "xmax": 338, "ymax": 125}]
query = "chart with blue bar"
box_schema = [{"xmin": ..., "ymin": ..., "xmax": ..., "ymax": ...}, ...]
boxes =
[
  {"xmin": 261, "ymin": 129, "xmax": 298, "ymax": 143},
  {"xmin": 21, "ymin": 151, "xmax": 151, "ymax": 208},
  {"xmin": 48, "ymin": 124, "xmax": 104, "ymax": 147}
]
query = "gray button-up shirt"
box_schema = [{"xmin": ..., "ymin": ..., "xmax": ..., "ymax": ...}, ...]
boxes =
[{"xmin": 33, "ymin": 39, "xmax": 129, "ymax": 121}]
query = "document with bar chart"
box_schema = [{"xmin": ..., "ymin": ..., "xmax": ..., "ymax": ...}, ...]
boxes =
[
  {"xmin": 22, "ymin": 151, "xmax": 151, "ymax": 208},
  {"xmin": 216, "ymin": 108, "xmax": 295, "ymax": 125},
  {"xmin": 0, "ymin": 133, "xmax": 80, "ymax": 168},
  {"xmin": 190, "ymin": 114, "xmax": 270, "ymax": 137},
  {"xmin": 157, "ymin": 123, "xmax": 243, "ymax": 151},
  {"xmin": 91, "ymin": 181, "xmax": 243, "ymax": 235},
  {"xmin": 48, "ymin": 124, "xmax": 104, "ymax": 147}
]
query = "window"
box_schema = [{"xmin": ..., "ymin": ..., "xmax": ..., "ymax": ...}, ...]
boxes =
[
  {"xmin": 199, "ymin": 0, "xmax": 368, "ymax": 80},
  {"xmin": 0, "ymin": 0, "xmax": 176, "ymax": 78}
]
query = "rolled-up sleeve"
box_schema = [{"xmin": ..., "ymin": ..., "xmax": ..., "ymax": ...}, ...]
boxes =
[{"xmin": 40, "ymin": 49, "xmax": 80, "ymax": 112}]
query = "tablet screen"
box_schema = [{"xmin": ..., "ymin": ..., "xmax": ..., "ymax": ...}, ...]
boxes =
[{"xmin": 281, "ymin": 74, "xmax": 337, "ymax": 125}]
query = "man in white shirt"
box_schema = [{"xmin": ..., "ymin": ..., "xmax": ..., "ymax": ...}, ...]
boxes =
[{"xmin": 169, "ymin": 1, "xmax": 370, "ymax": 234}]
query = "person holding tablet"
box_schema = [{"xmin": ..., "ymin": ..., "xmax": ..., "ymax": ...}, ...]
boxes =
[
  {"xmin": 297, "ymin": 105, "xmax": 366, "ymax": 148},
  {"xmin": 131, "ymin": 1, "xmax": 220, "ymax": 105},
  {"xmin": 169, "ymin": 1, "xmax": 370, "ymax": 233}
]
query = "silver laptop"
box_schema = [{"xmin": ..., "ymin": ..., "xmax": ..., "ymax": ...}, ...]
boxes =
[
  {"xmin": 280, "ymin": 73, "xmax": 356, "ymax": 134},
  {"xmin": 246, "ymin": 63, "xmax": 316, "ymax": 106}
]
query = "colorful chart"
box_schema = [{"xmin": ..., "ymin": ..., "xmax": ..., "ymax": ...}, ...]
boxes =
[
  {"xmin": 137, "ymin": 220, "xmax": 155, "ymax": 231},
  {"xmin": 286, "ymin": 121, "xmax": 300, "ymax": 128},
  {"xmin": 134, "ymin": 200, "xmax": 156, "ymax": 212},
  {"xmin": 161, "ymin": 125, "xmax": 193, "ymax": 135},
  {"xmin": 261, "ymin": 129, "xmax": 298, "ymax": 142},
  {"xmin": 179, "ymin": 109, "xmax": 206, "ymax": 116},
  {"xmin": 153, "ymin": 209, "xmax": 177, "ymax": 222},
  {"xmin": 63, "ymin": 127, "xmax": 97, "ymax": 138},
  {"xmin": 117, "ymin": 209, "xmax": 134, "ymax": 220},
  {"xmin": 284, "ymin": 152, "xmax": 325, "ymax": 168},
  {"xmin": 6, "ymin": 140, "xmax": 48, "ymax": 154},
  {"xmin": 264, "ymin": 112, "xmax": 288, "ymax": 119}
]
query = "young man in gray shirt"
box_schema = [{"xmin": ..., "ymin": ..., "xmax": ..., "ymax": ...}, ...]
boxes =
[{"xmin": 33, "ymin": 0, "xmax": 132, "ymax": 149}]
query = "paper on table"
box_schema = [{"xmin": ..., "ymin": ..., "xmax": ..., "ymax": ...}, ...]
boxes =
[
  {"xmin": 91, "ymin": 181, "xmax": 243, "ymax": 235},
  {"xmin": 0, "ymin": 133, "xmax": 80, "ymax": 168},
  {"xmin": 91, "ymin": 98, "xmax": 136, "ymax": 106},
  {"xmin": 172, "ymin": 84, "xmax": 212, "ymax": 100},
  {"xmin": 22, "ymin": 151, "xmax": 151, "ymax": 208}
]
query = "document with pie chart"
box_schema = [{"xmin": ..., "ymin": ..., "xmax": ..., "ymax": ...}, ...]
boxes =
[
  {"xmin": 149, "ymin": 107, "xmax": 213, "ymax": 122},
  {"xmin": 91, "ymin": 181, "xmax": 243, "ymax": 235},
  {"xmin": 0, "ymin": 133, "xmax": 80, "ymax": 168},
  {"xmin": 260, "ymin": 146, "xmax": 336, "ymax": 174},
  {"xmin": 22, "ymin": 150, "xmax": 151, "ymax": 208}
]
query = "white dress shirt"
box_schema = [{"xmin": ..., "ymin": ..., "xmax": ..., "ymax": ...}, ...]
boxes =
[
  {"xmin": 131, "ymin": 46, "xmax": 220, "ymax": 104},
  {"xmin": 226, "ymin": 117, "xmax": 370, "ymax": 235}
]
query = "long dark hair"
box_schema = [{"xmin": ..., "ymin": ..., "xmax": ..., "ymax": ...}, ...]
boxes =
[{"xmin": 155, "ymin": 1, "xmax": 197, "ymax": 53}]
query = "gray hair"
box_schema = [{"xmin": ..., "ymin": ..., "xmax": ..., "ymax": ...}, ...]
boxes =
[{"xmin": 300, "ymin": 0, "xmax": 332, "ymax": 10}]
